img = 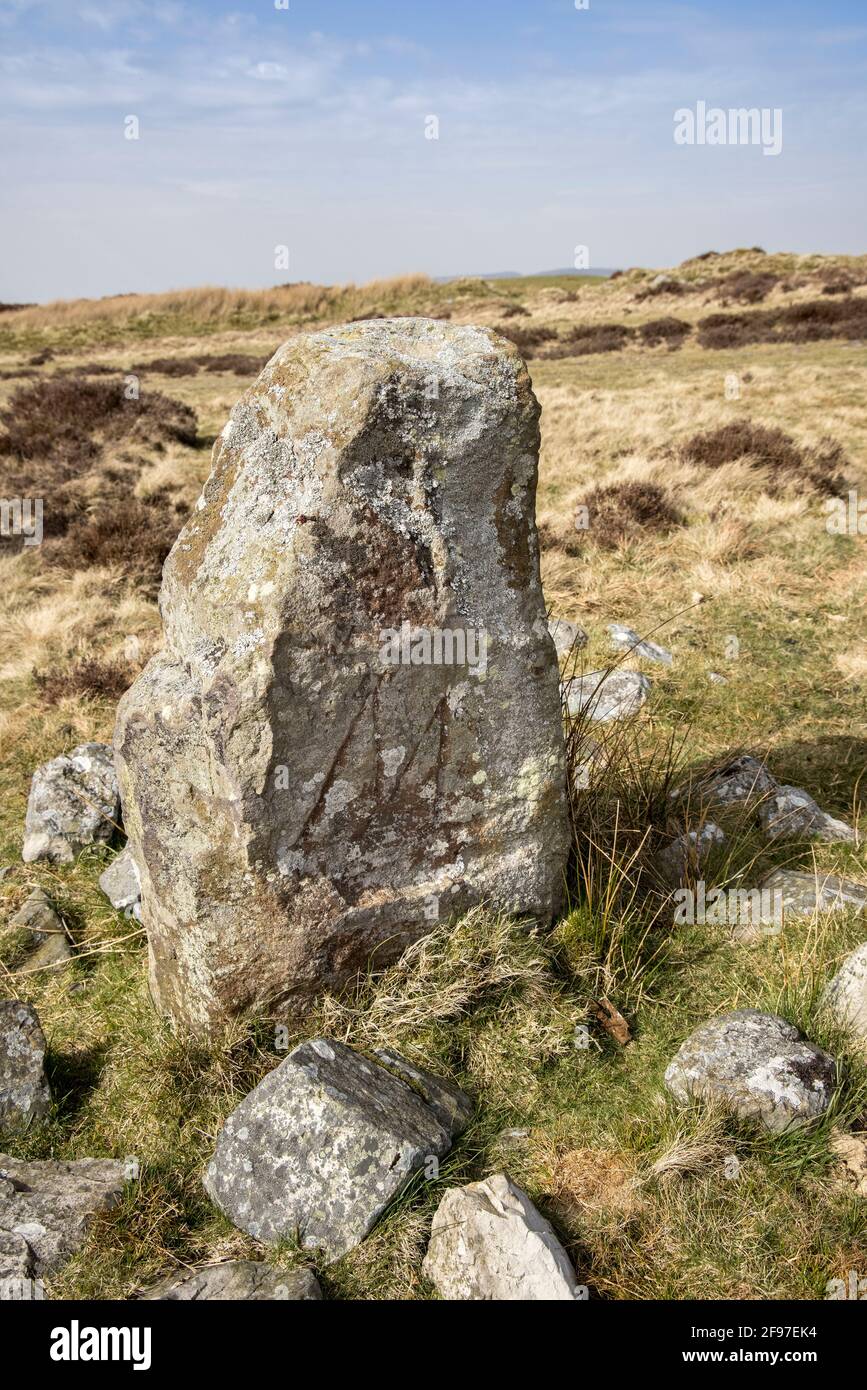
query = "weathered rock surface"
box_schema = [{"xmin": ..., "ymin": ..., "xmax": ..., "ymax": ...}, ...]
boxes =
[
  {"xmin": 761, "ymin": 869, "xmax": 867, "ymax": 921},
  {"xmin": 22, "ymin": 743, "xmax": 120, "ymax": 864},
  {"xmin": 0, "ymin": 1153, "xmax": 126, "ymax": 1278},
  {"xmin": 657, "ymin": 822, "xmax": 726, "ymax": 886},
  {"xmin": 422, "ymin": 1173, "xmax": 584, "ymax": 1300},
  {"xmin": 823, "ymin": 944, "xmax": 867, "ymax": 1053},
  {"xmin": 547, "ymin": 616, "xmax": 588, "ymax": 661},
  {"xmin": 373, "ymin": 1048, "xmax": 474, "ymax": 1134},
  {"xmin": 115, "ymin": 318, "xmax": 568, "ymax": 1033},
  {"xmin": 99, "ymin": 847, "xmax": 141, "ymax": 915},
  {"xmin": 142, "ymin": 1261, "xmax": 322, "ymax": 1301},
  {"xmin": 607, "ymin": 623, "xmax": 672, "ymax": 666},
  {"xmin": 9, "ymin": 890, "xmax": 71, "ymax": 974},
  {"xmin": 758, "ymin": 786, "xmax": 856, "ymax": 843},
  {"xmin": 204, "ymin": 1038, "xmax": 470, "ymax": 1261},
  {"xmin": 664, "ymin": 1010, "xmax": 836, "ymax": 1132},
  {"xmin": 0, "ymin": 1001, "xmax": 50, "ymax": 1130},
  {"xmin": 564, "ymin": 670, "xmax": 651, "ymax": 723},
  {"xmin": 676, "ymin": 754, "xmax": 777, "ymax": 808}
]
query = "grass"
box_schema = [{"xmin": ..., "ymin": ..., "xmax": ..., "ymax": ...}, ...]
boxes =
[{"xmin": 0, "ymin": 247, "xmax": 866, "ymax": 1300}]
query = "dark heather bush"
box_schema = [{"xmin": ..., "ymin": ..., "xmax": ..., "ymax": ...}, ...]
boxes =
[
  {"xmin": 681, "ymin": 422, "xmax": 848, "ymax": 494},
  {"xmin": 133, "ymin": 357, "xmax": 200, "ymax": 377},
  {"xmin": 556, "ymin": 322, "xmax": 634, "ymax": 356},
  {"xmin": 639, "ymin": 318, "xmax": 691, "ymax": 346},
  {"xmin": 717, "ymin": 270, "xmax": 778, "ymax": 304},
  {"xmin": 35, "ymin": 657, "xmax": 135, "ymax": 705},
  {"xmin": 573, "ymin": 481, "xmax": 683, "ymax": 550},
  {"xmin": 191, "ymin": 353, "xmax": 272, "ymax": 375},
  {"xmin": 494, "ymin": 324, "xmax": 558, "ymax": 356},
  {"xmin": 697, "ymin": 296, "xmax": 867, "ymax": 349},
  {"xmin": 54, "ymin": 494, "xmax": 185, "ymax": 594}
]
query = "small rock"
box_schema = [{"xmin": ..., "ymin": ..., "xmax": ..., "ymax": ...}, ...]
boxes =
[
  {"xmin": 141, "ymin": 1261, "xmax": 322, "ymax": 1301},
  {"xmin": 564, "ymin": 670, "xmax": 651, "ymax": 723},
  {"xmin": 9, "ymin": 890, "xmax": 71, "ymax": 974},
  {"xmin": 204, "ymin": 1039, "xmax": 469, "ymax": 1262},
  {"xmin": 708, "ymin": 671, "xmax": 728, "ymax": 686},
  {"xmin": 831, "ymin": 1131, "xmax": 867, "ymax": 1195},
  {"xmin": 22, "ymin": 743, "xmax": 120, "ymax": 864},
  {"xmin": 422, "ymin": 1173, "xmax": 585, "ymax": 1301},
  {"xmin": 664, "ymin": 1009, "xmax": 836, "ymax": 1132},
  {"xmin": 823, "ymin": 944, "xmax": 867, "ymax": 1054},
  {"xmin": 607, "ymin": 623, "xmax": 672, "ymax": 666},
  {"xmin": 0, "ymin": 1001, "xmax": 51, "ymax": 1131},
  {"xmin": 99, "ymin": 847, "xmax": 141, "ymax": 912},
  {"xmin": 759, "ymin": 786, "xmax": 856, "ymax": 843},
  {"xmin": 547, "ymin": 617, "xmax": 588, "ymax": 661},
  {"xmin": 682, "ymin": 754, "xmax": 777, "ymax": 807},
  {"xmin": 0, "ymin": 1153, "xmax": 126, "ymax": 1278},
  {"xmin": 762, "ymin": 869, "xmax": 867, "ymax": 921},
  {"xmin": 657, "ymin": 822, "xmax": 726, "ymax": 886}
]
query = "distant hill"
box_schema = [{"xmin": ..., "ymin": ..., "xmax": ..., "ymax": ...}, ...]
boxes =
[{"xmin": 436, "ymin": 268, "xmax": 618, "ymax": 282}]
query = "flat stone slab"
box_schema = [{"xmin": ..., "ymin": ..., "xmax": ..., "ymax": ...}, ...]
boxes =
[
  {"xmin": 607, "ymin": 623, "xmax": 672, "ymax": 666},
  {"xmin": 0, "ymin": 1153, "xmax": 126, "ymax": 1279},
  {"xmin": 422, "ymin": 1173, "xmax": 584, "ymax": 1300},
  {"xmin": 823, "ymin": 943, "xmax": 867, "ymax": 1054},
  {"xmin": 0, "ymin": 1001, "xmax": 51, "ymax": 1131},
  {"xmin": 564, "ymin": 670, "xmax": 651, "ymax": 723},
  {"xmin": 763, "ymin": 869, "xmax": 867, "ymax": 919},
  {"xmin": 204, "ymin": 1038, "xmax": 469, "ymax": 1262},
  {"xmin": 141, "ymin": 1261, "xmax": 322, "ymax": 1301},
  {"xmin": 9, "ymin": 890, "xmax": 71, "ymax": 975},
  {"xmin": 22, "ymin": 742, "xmax": 120, "ymax": 864},
  {"xmin": 664, "ymin": 1009, "xmax": 836, "ymax": 1132}
]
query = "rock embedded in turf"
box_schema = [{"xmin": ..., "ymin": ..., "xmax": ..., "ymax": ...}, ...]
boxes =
[
  {"xmin": 142, "ymin": 1261, "xmax": 322, "ymax": 1301},
  {"xmin": 664, "ymin": 1009, "xmax": 836, "ymax": 1132},
  {"xmin": 22, "ymin": 742, "xmax": 120, "ymax": 864},
  {"xmin": 758, "ymin": 785, "xmax": 856, "ymax": 843},
  {"xmin": 0, "ymin": 1000, "xmax": 51, "ymax": 1130},
  {"xmin": 677, "ymin": 754, "xmax": 778, "ymax": 807},
  {"xmin": 761, "ymin": 868, "xmax": 867, "ymax": 921},
  {"xmin": 99, "ymin": 846, "xmax": 141, "ymax": 913},
  {"xmin": 547, "ymin": 616, "xmax": 588, "ymax": 661},
  {"xmin": 204, "ymin": 1038, "xmax": 470, "ymax": 1262},
  {"xmin": 564, "ymin": 669, "xmax": 651, "ymax": 722},
  {"xmin": 114, "ymin": 318, "xmax": 569, "ymax": 1035},
  {"xmin": 422, "ymin": 1173, "xmax": 585, "ymax": 1301},
  {"xmin": 607, "ymin": 622, "xmax": 673, "ymax": 666},
  {"xmin": 657, "ymin": 822, "xmax": 726, "ymax": 886},
  {"xmin": 0, "ymin": 1153, "xmax": 126, "ymax": 1278},
  {"xmin": 823, "ymin": 943, "xmax": 867, "ymax": 1054},
  {"xmin": 9, "ymin": 889, "xmax": 71, "ymax": 973}
]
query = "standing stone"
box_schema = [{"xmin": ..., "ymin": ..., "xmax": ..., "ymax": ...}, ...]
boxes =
[
  {"xmin": 115, "ymin": 319, "xmax": 568, "ymax": 1033},
  {"xmin": 204, "ymin": 1038, "xmax": 470, "ymax": 1262},
  {"xmin": 422, "ymin": 1173, "xmax": 584, "ymax": 1301},
  {"xmin": 22, "ymin": 743, "xmax": 120, "ymax": 864},
  {"xmin": 664, "ymin": 1010, "xmax": 836, "ymax": 1132},
  {"xmin": 0, "ymin": 1001, "xmax": 51, "ymax": 1131}
]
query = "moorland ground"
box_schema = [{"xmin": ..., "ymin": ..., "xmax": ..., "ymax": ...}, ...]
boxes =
[{"xmin": 1, "ymin": 247, "xmax": 866, "ymax": 1299}]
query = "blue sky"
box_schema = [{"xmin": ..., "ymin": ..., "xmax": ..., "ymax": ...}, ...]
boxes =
[{"xmin": 1, "ymin": 0, "xmax": 866, "ymax": 301}]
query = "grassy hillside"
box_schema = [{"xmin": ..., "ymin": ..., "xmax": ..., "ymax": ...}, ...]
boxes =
[{"xmin": 1, "ymin": 248, "xmax": 865, "ymax": 1300}]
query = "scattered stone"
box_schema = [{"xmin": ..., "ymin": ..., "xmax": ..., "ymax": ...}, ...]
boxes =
[
  {"xmin": 22, "ymin": 743, "xmax": 120, "ymax": 864},
  {"xmin": 565, "ymin": 670, "xmax": 651, "ymax": 723},
  {"xmin": 204, "ymin": 1038, "xmax": 469, "ymax": 1261},
  {"xmin": 115, "ymin": 319, "xmax": 569, "ymax": 1034},
  {"xmin": 99, "ymin": 847, "xmax": 141, "ymax": 914},
  {"xmin": 9, "ymin": 890, "xmax": 71, "ymax": 974},
  {"xmin": 0, "ymin": 1001, "xmax": 51, "ymax": 1131},
  {"xmin": 141, "ymin": 1261, "xmax": 322, "ymax": 1301},
  {"xmin": 708, "ymin": 671, "xmax": 728, "ymax": 685},
  {"xmin": 664, "ymin": 1009, "xmax": 836, "ymax": 1132},
  {"xmin": 657, "ymin": 822, "xmax": 726, "ymax": 885},
  {"xmin": 607, "ymin": 623, "xmax": 672, "ymax": 666},
  {"xmin": 758, "ymin": 786, "xmax": 856, "ymax": 843},
  {"xmin": 547, "ymin": 616, "xmax": 588, "ymax": 661},
  {"xmin": 680, "ymin": 754, "xmax": 777, "ymax": 807},
  {"xmin": 0, "ymin": 1153, "xmax": 126, "ymax": 1278},
  {"xmin": 761, "ymin": 868, "xmax": 867, "ymax": 921},
  {"xmin": 422, "ymin": 1173, "xmax": 584, "ymax": 1301},
  {"xmin": 0, "ymin": 867, "xmax": 9, "ymax": 882},
  {"xmin": 831, "ymin": 1131, "xmax": 867, "ymax": 1195},
  {"xmin": 823, "ymin": 944, "xmax": 867, "ymax": 1054}
]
